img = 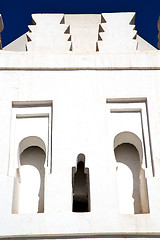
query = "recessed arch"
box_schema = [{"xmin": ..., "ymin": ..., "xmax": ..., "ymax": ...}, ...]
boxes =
[
  {"xmin": 19, "ymin": 136, "xmax": 46, "ymax": 156},
  {"xmin": 114, "ymin": 131, "xmax": 149, "ymax": 214},
  {"xmin": 12, "ymin": 136, "xmax": 46, "ymax": 214},
  {"xmin": 114, "ymin": 131, "xmax": 143, "ymax": 164}
]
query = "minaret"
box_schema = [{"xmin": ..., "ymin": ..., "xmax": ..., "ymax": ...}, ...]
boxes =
[{"xmin": 0, "ymin": 12, "xmax": 160, "ymax": 240}]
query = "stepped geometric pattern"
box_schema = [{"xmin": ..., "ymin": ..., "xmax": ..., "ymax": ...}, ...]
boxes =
[
  {"xmin": 65, "ymin": 14, "xmax": 101, "ymax": 53},
  {"xmin": 97, "ymin": 13, "xmax": 138, "ymax": 52},
  {"xmin": 26, "ymin": 14, "xmax": 72, "ymax": 53},
  {"xmin": 26, "ymin": 13, "xmax": 138, "ymax": 54}
]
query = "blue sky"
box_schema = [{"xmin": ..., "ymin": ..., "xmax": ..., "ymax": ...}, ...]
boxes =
[{"xmin": 1, "ymin": 0, "xmax": 160, "ymax": 48}]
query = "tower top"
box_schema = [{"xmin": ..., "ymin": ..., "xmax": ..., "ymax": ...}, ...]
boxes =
[{"xmin": 2, "ymin": 13, "xmax": 156, "ymax": 52}]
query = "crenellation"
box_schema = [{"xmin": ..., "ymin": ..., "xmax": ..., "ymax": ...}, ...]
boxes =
[
  {"xmin": 98, "ymin": 12, "xmax": 138, "ymax": 52},
  {"xmin": 26, "ymin": 14, "xmax": 72, "ymax": 53},
  {"xmin": 65, "ymin": 14, "xmax": 100, "ymax": 53},
  {"xmin": 2, "ymin": 13, "xmax": 157, "ymax": 53}
]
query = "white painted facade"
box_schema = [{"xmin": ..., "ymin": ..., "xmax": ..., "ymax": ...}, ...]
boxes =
[{"xmin": 0, "ymin": 12, "xmax": 160, "ymax": 239}]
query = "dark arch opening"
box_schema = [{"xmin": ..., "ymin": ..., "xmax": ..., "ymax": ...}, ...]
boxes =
[{"xmin": 72, "ymin": 154, "xmax": 90, "ymax": 212}]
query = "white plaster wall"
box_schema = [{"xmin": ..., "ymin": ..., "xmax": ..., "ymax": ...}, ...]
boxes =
[{"xmin": 0, "ymin": 67, "xmax": 160, "ymax": 237}]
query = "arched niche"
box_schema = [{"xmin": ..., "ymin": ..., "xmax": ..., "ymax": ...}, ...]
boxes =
[
  {"xmin": 114, "ymin": 131, "xmax": 149, "ymax": 214},
  {"xmin": 72, "ymin": 153, "xmax": 90, "ymax": 212},
  {"xmin": 114, "ymin": 131, "xmax": 143, "ymax": 165},
  {"xmin": 12, "ymin": 136, "xmax": 46, "ymax": 214}
]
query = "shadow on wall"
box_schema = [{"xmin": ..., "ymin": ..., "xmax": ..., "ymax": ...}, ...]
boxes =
[
  {"xmin": 114, "ymin": 132, "xmax": 150, "ymax": 214},
  {"xmin": 12, "ymin": 136, "xmax": 46, "ymax": 214}
]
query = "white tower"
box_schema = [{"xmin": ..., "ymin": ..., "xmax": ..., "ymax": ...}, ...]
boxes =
[{"xmin": 0, "ymin": 12, "xmax": 160, "ymax": 239}]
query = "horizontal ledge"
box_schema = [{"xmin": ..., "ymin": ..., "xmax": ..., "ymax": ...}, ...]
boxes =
[
  {"xmin": 12, "ymin": 100, "xmax": 53, "ymax": 107},
  {"xmin": 1, "ymin": 67, "xmax": 160, "ymax": 70},
  {"xmin": 1, "ymin": 52, "xmax": 160, "ymax": 69},
  {"xmin": 16, "ymin": 113, "xmax": 49, "ymax": 118},
  {"xmin": 106, "ymin": 97, "xmax": 147, "ymax": 103},
  {"xmin": 2, "ymin": 232, "xmax": 160, "ymax": 239},
  {"xmin": 110, "ymin": 108, "xmax": 141, "ymax": 113}
]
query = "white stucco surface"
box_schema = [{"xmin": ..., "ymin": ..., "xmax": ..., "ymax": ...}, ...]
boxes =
[{"xmin": 0, "ymin": 12, "xmax": 160, "ymax": 240}]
